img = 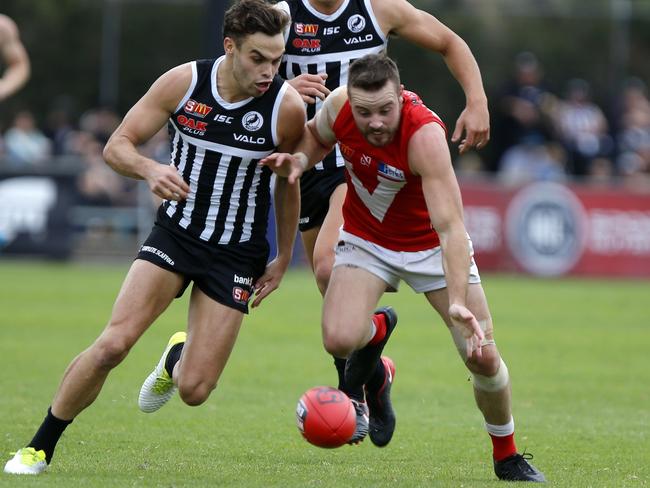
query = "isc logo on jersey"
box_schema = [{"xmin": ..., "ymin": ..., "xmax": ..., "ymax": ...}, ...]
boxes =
[{"xmin": 184, "ymin": 99, "xmax": 213, "ymax": 118}]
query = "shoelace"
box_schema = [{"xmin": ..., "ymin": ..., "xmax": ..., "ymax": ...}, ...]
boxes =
[
  {"xmin": 9, "ymin": 448, "xmax": 45, "ymax": 465},
  {"xmin": 152, "ymin": 375, "xmax": 173, "ymax": 394}
]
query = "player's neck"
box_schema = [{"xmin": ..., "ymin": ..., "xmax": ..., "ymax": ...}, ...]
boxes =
[
  {"xmin": 216, "ymin": 58, "xmax": 250, "ymax": 103},
  {"xmin": 309, "ymin": 0, "xmax": 346, "ymax": 15}
]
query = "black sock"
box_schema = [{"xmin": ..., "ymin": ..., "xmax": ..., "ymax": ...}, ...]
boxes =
[
  {"xmin": 365, "ymin": 358, "xmax": 386, "ymax": 393},
  {"xmin": 333, "ymin": 356, "xmax": 364, "ymax": 402},
  {"xmin": 29, "ymin": 407, "xmax": 73, "ymax": 464},
  {"xmin": 164, "ymin": 342, "xmax": 184, "ymax": 376}
]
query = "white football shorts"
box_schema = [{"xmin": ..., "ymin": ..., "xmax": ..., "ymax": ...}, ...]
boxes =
[{"xmin": 333, "ymin": 229, "xmax": 481, "ymax": 293}]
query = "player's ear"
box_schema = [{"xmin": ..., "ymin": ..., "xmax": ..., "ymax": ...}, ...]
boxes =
[{"xmin": 223, "ymin": 37, "xmax": 235, "ymax": 56}]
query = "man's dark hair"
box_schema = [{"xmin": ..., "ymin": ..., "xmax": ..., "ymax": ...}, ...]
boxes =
[
  {"xmin": 223, "ymin": 0, "xmax": 289, "ymax": 46},
  {"xmin": 348, "ymin": 54, "xmax": 400, "ymax": 93}
]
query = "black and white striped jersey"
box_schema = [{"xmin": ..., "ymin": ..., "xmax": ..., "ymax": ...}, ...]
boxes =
[
  {"xmin": 158, "ymin": 57, "xmax": 289, "ymax": 245},
  {"xmin": 277, "ymin": 0, "xmax": 388, "ymax": 171}
]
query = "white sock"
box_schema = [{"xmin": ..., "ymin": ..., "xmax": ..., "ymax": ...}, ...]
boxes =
[{"xmin": 486, "ymin": 417, "xmax": 515, "ymax": 437}]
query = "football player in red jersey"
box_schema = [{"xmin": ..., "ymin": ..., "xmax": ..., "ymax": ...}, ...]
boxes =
[{"xmin": 263, "ymin": 53, "xmax": 545, "ymax": 483}]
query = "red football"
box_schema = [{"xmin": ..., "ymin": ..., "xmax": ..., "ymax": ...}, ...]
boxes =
[{"xmin": 296, "ymin": 386, "xmax": 356, "ymax": 448}]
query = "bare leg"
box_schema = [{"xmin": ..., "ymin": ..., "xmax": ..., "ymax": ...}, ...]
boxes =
[
  {"xmin": 300, "ymin": 184, "xmax": 346, "ymax": 296},
  {"xmin": 173, "ymin": 285, "xmax": 245, "ymax": 406},
  {"xmin": 51, "ymin": 260, "xmax": 184, "ymax": 420},
  {"xmin": 425, "ymin": 283, "xmax": 511, "ymax": 425}
]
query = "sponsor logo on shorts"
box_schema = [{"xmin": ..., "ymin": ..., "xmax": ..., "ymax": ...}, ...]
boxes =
[
  {"xmin": 233, "ymin": 274, "xmax": 254, "ymax": 286},
  {"xmin": 232, "ymin": 287, "xmax": 251, "ymax": 304},
  {"xmin": 140, "ymin": 245, "xmax": 175, "ymax": 266},
  {"xmin": 299, "ymin": 217, "xmax": 310, "ymax": 225},
  {"xmin": 336, "ymin": 240, "xmax": 355, "ymax": 253}
]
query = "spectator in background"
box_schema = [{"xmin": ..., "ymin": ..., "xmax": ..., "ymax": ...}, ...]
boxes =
[
  {"xmin": 549, "ymin": 78, "xmax": 613, "ymax": 176},
  {"xmin": 3, "ymin": 110, "xmax": 51, "ymax": 167},
  {"xmin": 492, "ymin": 52, "xmax": 554, "ymax": 172},
  {"xmin": 615, "ymin": 78, "xmax": 650, "ymax": 184},
  {"xmin": 499, "ymin": 140, "xmax": 567, "ymax": 186},
  {"xmin": 73, "ymin": 131, "xmax": 136, "ymax": 206},
  {"xmin": 0, "ymin": 14, "xmax": 30, "ymax": 101},
  {"xmin": 78, "ymin": 107, "xmax": 120, "ymax": 144}
]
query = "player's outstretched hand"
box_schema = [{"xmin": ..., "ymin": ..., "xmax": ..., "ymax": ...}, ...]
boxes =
[
  {"xmin": 260, "ymin": 153, "xmax": 305, "ymax": 184},
  {"xmin": 145, "ymin": 163, "xmax": 190, "ymax": 201},
  {"xmin": 451, "ymin": 101, "xmax": 490, "ymax": 155},
  {"xmin": 287, "ymin": 73, "xmax": 330, "ymax": 104},
  {"xmin": 251, "ymin": 257, "xmax": 289, "ymax": 308},
  {"xmin": 448, "ymin": 303, "xmax": 485, "ymax": 359}
]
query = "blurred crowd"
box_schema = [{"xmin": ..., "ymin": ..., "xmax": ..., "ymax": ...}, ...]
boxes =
[
  {"xmin": 0, "ymin": 105, "xmax": 170, "ymax": 207},
  {"xmin": 1, "ymin": 51, "xmax": 649, "ymax": 210},
  {"xmin": 471, "ymin": 52, "xmax": 650, "ymax": 188}
]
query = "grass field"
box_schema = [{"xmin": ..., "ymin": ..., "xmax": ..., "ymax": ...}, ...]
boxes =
[{"xmin": 0, "ymin": 261, "xmax": 648, "ymax": 487}]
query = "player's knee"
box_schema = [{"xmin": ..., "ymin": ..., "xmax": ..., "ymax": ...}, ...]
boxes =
[
  {"xmin": 178, "ymin": 380, "xmax": 216, "ymax": 406},
  {"xmin": 92, "ymin": 336, "xmax": 132, "ymax": 370},
  {"xmin": 322, "ymin": 331, "xmax": 355, "ymax": 359},
  {"xmin": 471, "ymin": 358, "xmax": 510, "ymax": 393},
  {"xmin": 468, "ymin": 345, "xmax": 501, "ymax": 377}
]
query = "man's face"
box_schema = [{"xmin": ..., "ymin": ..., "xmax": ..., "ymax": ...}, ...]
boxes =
[
  {"xmin": 227, "ymin": 32, "xmax": 285, "ymax": 98},
  {"xmin": 349, "ymin": 82, "xmax": 402, "ymax": 147}
]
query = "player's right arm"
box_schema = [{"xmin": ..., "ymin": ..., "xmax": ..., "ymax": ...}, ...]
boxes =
[
  {"xmin": 260, "ymin": 86, "xmax": 346, "ymax": 183},
  {"xmin": 0, "ymin": 14, "xmax": 30, "ymax": 101},
  {"xmin": 103, "ymin": 64, "xmax": 191, "ymax": 202}
]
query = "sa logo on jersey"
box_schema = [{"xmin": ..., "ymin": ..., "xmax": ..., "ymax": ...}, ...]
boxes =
[
  {"xmin": 242, "ymin": 111, "xmax": 264, "ymax": 132},
  {"xmin": 294, "ymin": 23, "xmax": 319, "ymax": 36},
  {"xmin": 184, "ymin": 99, "xmax": 213, "ymax": 118}
]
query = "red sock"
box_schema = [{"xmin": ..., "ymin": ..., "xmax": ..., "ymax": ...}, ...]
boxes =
[
  {"xmin": 490, "ymin": 432, "xmax": 517, "ymax": 461},
  {"xmin": 368, "ymin": 312, "xmax": 387, "ymax": 345}
]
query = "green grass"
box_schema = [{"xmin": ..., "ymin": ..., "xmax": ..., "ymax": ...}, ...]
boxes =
[{"xmin": 0, "ymin": 261, "xmax": 648, "ymax": 487}]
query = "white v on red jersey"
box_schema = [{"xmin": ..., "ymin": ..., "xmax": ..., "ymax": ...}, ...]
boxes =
[{"xmin": 332, "ymin": 90, "xmax": 446, "ymax": 251}]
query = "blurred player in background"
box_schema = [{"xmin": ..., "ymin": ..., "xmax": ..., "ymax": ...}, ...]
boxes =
[
  {"xmin": 275, "ymin": 0, "xmax": 490, "ymax": 446},
  {"xmin": 4, "ymin": 0, "xmax": 304, "ymax": 476},
  {"xmin": 0, "ymin": 14, "xmax": 30, "ymax": 101},
  {"xmin": 263, "ymin": 53, "xmax": 545, "ymax": 482}
]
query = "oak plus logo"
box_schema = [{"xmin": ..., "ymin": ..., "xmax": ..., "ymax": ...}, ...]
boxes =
[{"xmin": 506, "ymin": 182, "xmax": 587, "ymax": 276}]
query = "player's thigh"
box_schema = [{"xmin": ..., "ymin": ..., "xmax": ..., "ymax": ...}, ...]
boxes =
[
  {"xmin": 313, "ymin": 183, "xmax": 346, "ymax": 263},
  {"xmin": 300, "ymin": 226, "xmax": 320, "ymax": 270},
  {"xmin": 322, "ymin": 265, "xmax": 387, "ymax": 340},
  {"xmin": 178, "ymin": 285, "xmax": 245, "ymax": 386},
  {"xmin": 107, "ymin": 259, "xmax": 184, "ymax": 342},
  {"xmin": 425, "ymin": 282, "xmax": 493, "ymax": 336}
]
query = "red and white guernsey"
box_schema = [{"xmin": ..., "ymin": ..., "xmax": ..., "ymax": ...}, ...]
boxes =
[{"xmin": 332, "ymin": 90, "xmax": 446, "ymax": 251}]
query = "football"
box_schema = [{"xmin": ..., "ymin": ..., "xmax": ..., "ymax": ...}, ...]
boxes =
[{"xmin": 296, "ymin": 386, "xmax": 356, "ymax": 448}]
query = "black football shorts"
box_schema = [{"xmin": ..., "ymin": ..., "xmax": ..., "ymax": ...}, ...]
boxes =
[
  {"xmin": 298, "ymin": 166, "xmax": 346, "ymax": 232},
  {"xmin": 136, "ymin": 224, "xmax": 269, "ymax": 313}
]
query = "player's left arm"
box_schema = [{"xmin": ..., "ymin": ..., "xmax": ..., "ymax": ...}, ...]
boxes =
[
  {"xmin": 0, "ymin": 15, "xmax": 30, "ymax": 101},
  {"xmin": 252, "ymin": 85, "xmax": 306, "ymax": 308},
  {"xmin": 373, "ymin": 0, "xmax": 489, "ymax": 153},
  {"xmin": 409, "ymin": 122, "xmax": 484, "ymax": 357}
]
